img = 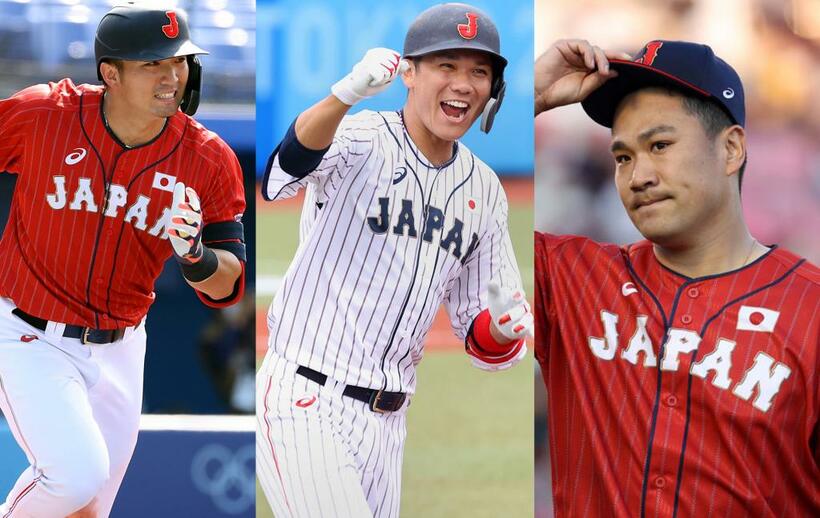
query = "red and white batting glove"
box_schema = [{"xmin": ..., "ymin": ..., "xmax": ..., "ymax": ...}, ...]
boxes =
[
  {"xmin": 488, "ymin": 281, "xmax": 535, "ymax": 341},
  {"xmin": 168, "ymin": 182, "xmax": 204, "ymax": 264},
  {"xmin": 168, "ymin": 182, "xmax": 218, "ymax": 282},
  {"xmin": 466, "ymin": 281, "xmax": 532, "ymax": 372},
  {"xmin": 331, "ymin": 47, "xmax": 410, "ymax": 106}
]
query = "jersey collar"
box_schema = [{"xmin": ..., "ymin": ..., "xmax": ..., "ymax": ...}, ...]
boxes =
[{"xmin": 398, "ymin": 110, "xmax": 460, "ymax": 170}]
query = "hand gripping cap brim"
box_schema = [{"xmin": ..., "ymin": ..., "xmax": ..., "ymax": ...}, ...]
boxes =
[
  {"xmin": 402, "ymin": 3, "xmax": 507, "ymax": 68},
  {"xmin": 581, "ymin": 40, "xmax": 745, "ymax": 128},
  {"xmin": 95, "ymin": 4, "xmax": 208, "ymax": 78}
]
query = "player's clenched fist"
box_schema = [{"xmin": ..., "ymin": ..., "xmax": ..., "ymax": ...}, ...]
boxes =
[
  {"xmin": 331, "ymin": 47, "xmax": 410, "ymax": 106},
  {"xmin": 168, "ymin": 182, "xmax": 204, "ymax": 264},
  {"xmin": 488, "ymin": 280, "xmax": 534, "ymax": 341}
]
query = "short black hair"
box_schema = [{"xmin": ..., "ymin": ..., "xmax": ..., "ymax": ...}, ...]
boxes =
[{"xmin": 679, "ymin": 93, "xmax": 747, "ymax": 192}]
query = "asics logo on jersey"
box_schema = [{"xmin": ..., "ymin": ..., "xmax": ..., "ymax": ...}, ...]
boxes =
[
  {"xmin": 367, "ymin": 197, "xmax": 480, "ymax": 261},
  {"xmin": 46, "ymin": 175, "xmax": 172, "ymax": 239},
  {"xmin": 64, "ymin": 148, "xmax": 87, "ymax": 165},
  {"xmin": 20, "ymin": 335, "xmax": 37, "ymax": 343},
  {"xmin": 588, "ymin": 310, "xmax": 792, "ymax": 412},
  {"xmin": 621, "ymin": 282, "xmax": 638, "ymax": 296},
  {"xmin": 392, "ymin": 167, "xmax": 408, "ymax": 185},
  {"xmin": 294, "ymin": 395, "xmax": 317, "ymax": 408}
]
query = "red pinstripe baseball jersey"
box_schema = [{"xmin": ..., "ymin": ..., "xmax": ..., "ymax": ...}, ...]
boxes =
[
  {"xmin": 0, "ymin": 79, "xmax": 246, "ymax": 328},
  {"xmin": 535, "ymin": 232, "xmax": 819, "ymax": 518}
]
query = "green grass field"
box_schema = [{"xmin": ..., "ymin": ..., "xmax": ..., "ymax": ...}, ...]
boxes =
[{"xmin": 257, "ymin": 188, "xmax": 533, "ymax": 517}]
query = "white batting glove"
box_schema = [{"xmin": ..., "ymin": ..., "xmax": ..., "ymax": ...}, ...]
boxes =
[
  {"xmin": 488, "ymin": 280, "xmax": 534, "ymax": 341},
  {"xmin": 331, "ymin": 48, "xmax": 410, "ymax": 106},
  {"xmin": 168, "ymin": 182, "xmax": 204, "ymax": 265}
]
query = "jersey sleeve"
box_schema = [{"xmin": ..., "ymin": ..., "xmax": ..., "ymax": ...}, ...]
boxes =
[
  {"xmin": 444, "ymin": 184, "xmax": 524, "ymax": 342},
  {"xmin": 534, "ymin": 231, "xmax": 554, "ymax": 370},
  {"xmin": 261, "ymin": 112, "xmax": 376, "ymax": 202},
  {"xmin": 196, "ymin": 138, "xmax": 247, "ymax": 308},
  {"xmin": 0, "ymin": 90, "xmax": 33, "ymax": 175}
]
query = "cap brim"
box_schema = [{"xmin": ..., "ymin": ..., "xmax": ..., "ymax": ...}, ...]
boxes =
[
  {"xmin": 404, "ymin": 43, "xmax": 508, "ymax": 68},
  {"xmin": 581, "ymin": 59, "xmax": 711, "ymax": 128},
  {"xmin": 127, "ymin": 40, "xmax": 209, "ymax": 62}
]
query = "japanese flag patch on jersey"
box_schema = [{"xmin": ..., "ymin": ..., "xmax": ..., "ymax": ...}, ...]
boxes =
[
  {"xmin": 737, "ymin": 305, "xmax": 780, "ymax": 332},
  {"xmin": 152, "ymin": 172, "xmax": 176, "ymax": 192}
]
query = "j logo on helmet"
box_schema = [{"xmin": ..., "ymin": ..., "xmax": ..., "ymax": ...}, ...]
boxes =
[
  {"xmin": 162, "ymin": 11, "xmax": 179, "ymax": 38},
  {"xmin": 457, "ymin": 13, "xmax": 479, "ymax": 40}
]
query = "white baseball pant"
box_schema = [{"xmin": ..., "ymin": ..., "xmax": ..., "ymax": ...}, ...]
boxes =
[
  {"xmin": 0, "ymin": 297, "xmax": 146, "ymax": 517},
  {"xmin": 257, "ymin": 350, "xmax": 408, "ymax": 518}
]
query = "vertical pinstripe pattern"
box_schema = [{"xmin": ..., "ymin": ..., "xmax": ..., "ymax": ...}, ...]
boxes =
[
  {"xmin": 260, "ymin": 108, "xmax": 525, "ymax": 515},
  {"xmin": 0, "ymin": 79, "xmax": 245, "ymax": 327},
  {"xmin": 257, "ymin": 351, "xmax": 406, "ymax": 517},
  {"xmin": 534, "ymin": 232, "xmax": 819, "ymax": 517},
  {"xmin": 264, "ymin": 110, "xmax": 523, "ymax": 395}
]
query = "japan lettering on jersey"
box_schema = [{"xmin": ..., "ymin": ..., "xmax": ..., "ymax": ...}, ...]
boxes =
[
  {"xmin": 0, "ymin": 79, "xmax": 246, "ymax": 328},
  {"xmin": 535, "ymin": 232, "xmax": 819, "ymax": 518},
  {"xmin": 263, "ymin": 110, "xmax": 523, "ymax": 394}
]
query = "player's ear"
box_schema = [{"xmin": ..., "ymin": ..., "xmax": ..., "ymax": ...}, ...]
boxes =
[
  {"xmin": 401, "ymin": 58, "xmax": 417, "ymax": 89},
  {"xmin": 723, "ymin": 125, "xmax": 745, "ymax": 179},
  {"xmin": 99, "ymin": 61, "xmax": 121, "ymax": 88}
]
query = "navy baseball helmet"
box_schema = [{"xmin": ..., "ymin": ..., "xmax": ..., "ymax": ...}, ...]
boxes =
[
  {"xmin": 403, "ymin": 3, "xmax": 507, "ymax": 133},
  {"xmin": 582, "ymin": 40, "xmax": 745, "ymax": 128},
  {"xmin": 95, "ymin": 2, "xmax": 208, "ymax": 116}
]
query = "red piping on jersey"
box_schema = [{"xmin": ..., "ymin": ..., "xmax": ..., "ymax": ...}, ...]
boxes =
[
  {"xmin": 263, "ymin": 375, "xmax": 294, "ymax": 514},
  {"xmin": 2, "ymin": 476, "xmax": 41, "ymax": 517}
]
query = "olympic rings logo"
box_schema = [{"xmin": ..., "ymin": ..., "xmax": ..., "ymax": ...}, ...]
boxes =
[{"xmin": 190, "ymin": 443, "xmax": 255, "ymax": 514}]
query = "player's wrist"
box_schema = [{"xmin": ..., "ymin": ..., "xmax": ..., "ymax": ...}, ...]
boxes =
[
  {"xmin": 178, "ymin": 245, "xmax": 218, "ymax": 282},
  {"xmin": 331, "ymin": 78, "xmax": 364, "ymax": 106},
  {"xmin": 469, "ymin": 309, "xmax": 517, "ymax": 355}
]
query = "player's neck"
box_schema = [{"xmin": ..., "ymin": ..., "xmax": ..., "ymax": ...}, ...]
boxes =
[
  {"xmin": 401, "ymin": 109, "xmax": 456, "ymax": 166},
  {"xmin": 102, "ymin": 92, "xmax": 167, "ymax": 148},
  {"xmin": 652, "ymin": 219, "xmax": 769, "ymax": 278}
]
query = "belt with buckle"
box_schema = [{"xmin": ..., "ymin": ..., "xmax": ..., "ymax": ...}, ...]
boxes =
[
  {"xmin": 12, "ymin": 308, "xmax": 127, "ymax": 345},
  {"xmin": 295, "ymin": 365, "xmax": 407, "ymax": 413}
]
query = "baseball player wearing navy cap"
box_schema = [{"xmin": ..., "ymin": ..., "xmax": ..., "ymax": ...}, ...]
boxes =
[
  {"xmin": 534, "ymin": 39, "xmax": 818, "ymax": 516},
  {"xmin": 258, "ymin": 3, "xmax": 532, "ymax": 516}
]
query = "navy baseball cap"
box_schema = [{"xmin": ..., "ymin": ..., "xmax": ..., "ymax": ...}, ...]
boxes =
[{"xmin": 582, "ymin": 40, "xmax": 745, "ymax": 128}]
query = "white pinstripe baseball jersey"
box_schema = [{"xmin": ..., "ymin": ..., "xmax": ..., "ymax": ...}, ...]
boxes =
[{"xmin": 262, "ymin": 109, "xmax": 524, "ymax": 394}]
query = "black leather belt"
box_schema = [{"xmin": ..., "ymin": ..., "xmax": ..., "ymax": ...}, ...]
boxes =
[
  {"xmin": 12, "ymin": 308, "xmax": 127, "ymax": 345},
  {"xmin": 296, "ymin": 365, "xmax": 407, "ymax": 413}
]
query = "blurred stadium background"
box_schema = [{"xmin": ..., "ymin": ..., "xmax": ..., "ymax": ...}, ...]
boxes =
[
  {"xmin": 0, "ymin": 1, "xmax": 256, "ymax": 516},
  {"xmin": 534, "ymin": 1, "xmax": 820, "ymax": 517},
  {"xmin": 256, "ymin": 0, "xmax": 534, "ymax": 516}
]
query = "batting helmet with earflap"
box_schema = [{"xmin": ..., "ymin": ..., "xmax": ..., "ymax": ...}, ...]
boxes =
[
  {"xmin": 403, "ymin": 3, "xmax": 507, "ymax": 133},
  {"xmin": 95, "ymin": 2, "xmax": 208, "ymax": 116}
]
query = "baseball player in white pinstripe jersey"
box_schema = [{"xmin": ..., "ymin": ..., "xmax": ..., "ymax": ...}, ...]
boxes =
[{"xmin": 256, "ymin": 4, "xmax": 533, "ymax": 516}]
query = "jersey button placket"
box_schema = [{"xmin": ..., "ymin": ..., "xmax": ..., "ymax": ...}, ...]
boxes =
[
  {"xmin": 654, "ymin": 476, "xmax": 666, "ymax": 489},
  {"xmin": 664, "ymin": 394, "xmax": 678, "ymax": 407},
  {"xmin": 680, "ymin": 314, "xmax": 692, "ymax": 325}
]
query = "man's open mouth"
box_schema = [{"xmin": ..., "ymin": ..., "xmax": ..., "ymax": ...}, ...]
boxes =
[{"xmin": 440, "ymin": 100, "xmax": 469, "ymax": 121}]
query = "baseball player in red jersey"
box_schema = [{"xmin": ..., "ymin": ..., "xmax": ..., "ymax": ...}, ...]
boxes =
[
  {"xmin": 534, "ymin": 39, "xmax": 819, "ymax": 517},
  {"xmin": 0, "ymin": 4, "xmax": 245, "ymax": 517}
]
